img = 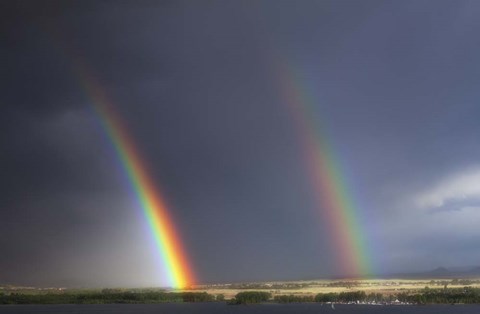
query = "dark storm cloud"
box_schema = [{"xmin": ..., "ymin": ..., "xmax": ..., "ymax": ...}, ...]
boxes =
[{"xmin": 2, "ymin": 0, "xmax": 480, "ymax": 287}]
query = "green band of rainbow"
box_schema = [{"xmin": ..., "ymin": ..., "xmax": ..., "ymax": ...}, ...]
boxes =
[
  {"xmin": 77, "ymin": 67, "xmax": 195, "ymax": 288},
  {"xmin": 277, "ymin": 62, "xmax": 371, "ymax": 277}
]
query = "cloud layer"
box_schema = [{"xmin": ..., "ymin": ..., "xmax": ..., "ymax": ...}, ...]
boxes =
[
  {"xmin": 2, "ymin": 0, "xmax": 480, "ymax": 286},
  {"xmin": 415, "ymin": 168, "xmax": 480, "ymax": 210}
]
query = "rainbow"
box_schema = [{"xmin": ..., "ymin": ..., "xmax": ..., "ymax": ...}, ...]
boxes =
[
  {"xmin": 76, "ymin": 66, "xmax": 195, "ymax": 289},
  {"xmin": 277, "ymin": 62, "xmax": 371, "ymax": 277}
]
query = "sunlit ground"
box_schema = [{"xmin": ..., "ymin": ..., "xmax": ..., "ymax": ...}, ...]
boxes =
[{"xmin": 189, "ymin": 278, "xmax": 480, "ymax": 299}]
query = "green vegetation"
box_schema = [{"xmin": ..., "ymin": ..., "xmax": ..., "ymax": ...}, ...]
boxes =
[
  {"xmin": 313, "ymin": 291, "xmax": 395, "ymax": 303},
  {"xmin": 227, "ymin": 291, "xmax": 271, "ymax": 304},
  {"xmin": 274, "ymin": 295, "xmax": 314, "ymax": 303},
  {"xmin": 0, "ymin": 290, "xmax": 214, "ymax": 304},
  {"xmin": 398, "ymin": 287, "xmax": 480, "ymax": 304},
  {"xmin": 313, "ymin": 288, "xmax": 480, "ymax": 305},
  {"xmin": 273, "ymin": 288, "xmax": 480, "ymax": 304},
  {"xmin": 3, "ymin": 286, "xmax": 480, "ymax": 305},
  {"xmin": 314, "ymin": 292, "xmax": 338, "ymax": 303}
]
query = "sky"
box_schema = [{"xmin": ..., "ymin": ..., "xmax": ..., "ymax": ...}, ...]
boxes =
[{"xmin": 2, "ymin": 0, "xmax": 480, "ymax": 288}]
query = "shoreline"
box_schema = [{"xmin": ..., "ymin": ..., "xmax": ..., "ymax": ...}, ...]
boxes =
[{"xmin": 2, "ymin": 278, "xmax": 480, "ymax": 305}]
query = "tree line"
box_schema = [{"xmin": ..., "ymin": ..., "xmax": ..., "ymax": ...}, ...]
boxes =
[
  {"xmin": 397, "ymin": 287, "xmax": 480, "ymax": 304},
  {"xmin": 2, "ymin": 287, "xmax": 480, "ymax": 305},
  {"xmin": 0, "ymin": 291, "xmax": 215, "ymax": 304},
  {"xmin": 273, "ymin": 288, "xmax": 480, "ymax": 304}
]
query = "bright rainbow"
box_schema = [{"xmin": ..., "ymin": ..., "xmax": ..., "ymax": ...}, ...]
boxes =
[
  {"xmin": 76, "ymin": 66, "xmax": 195, "ymax": 289},
  {"xmin": 277, "ymin": 62, "xmax": 371, "ymax": 277}
]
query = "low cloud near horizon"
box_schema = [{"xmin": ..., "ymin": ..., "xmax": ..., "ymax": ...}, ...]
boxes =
[
  {"xmin": 415, "ymin": 167, "xmax": 480, "ymax": 211},
  {"xmin": 376, "ymin": 166, "xmax": 480, "ymax": 273}
]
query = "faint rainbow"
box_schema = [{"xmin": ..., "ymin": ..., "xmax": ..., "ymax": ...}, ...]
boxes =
[
  {"xmin": 74, "ymin": 63, "xmax": 195, "ymax": 289},
  {"xmin": 276, "ymin": 62, "xmax": 371, "ymax": 277}
]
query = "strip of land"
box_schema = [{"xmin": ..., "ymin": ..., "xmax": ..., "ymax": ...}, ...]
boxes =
[
  {"xmin": 2, "ymin": 278, "xmax": 480, "ymax": 305},
  {"xmin": 191, "ymin": 278, "xmax": 480, "ymax": 299}
]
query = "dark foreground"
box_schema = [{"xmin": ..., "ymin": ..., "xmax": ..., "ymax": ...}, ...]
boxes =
[{"xmin": 1, "ymin": 303, "xmax": 480, "ymax": 314}]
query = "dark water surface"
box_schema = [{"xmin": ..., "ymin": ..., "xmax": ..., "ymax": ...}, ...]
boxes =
[{"xmin": 1, "ymin": 303, "xmax": 479, "ymax": 314}]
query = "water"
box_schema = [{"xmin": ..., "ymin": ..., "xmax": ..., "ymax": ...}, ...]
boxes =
[{"xmin": 1, "ymin": 303, "xmax": 479, "ymax": 314}]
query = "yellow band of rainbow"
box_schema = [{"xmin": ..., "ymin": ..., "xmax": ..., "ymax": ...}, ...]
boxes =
[
  {"xmin": 77, "ymin": 66, "xmax": 195, "ymax": 289},
  {"xmin": 277, "ymin": 61, "xmax": 371, "ymax": 277}
]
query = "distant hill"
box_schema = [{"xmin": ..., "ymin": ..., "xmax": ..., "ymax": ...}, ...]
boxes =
[{"xmin": 380, "ymin": 266, "xmax": 480, "ymax": 279}]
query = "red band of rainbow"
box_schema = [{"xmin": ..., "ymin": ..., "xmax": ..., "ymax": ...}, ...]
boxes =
[
  {"xmin": 77, "ymin": 67, "xmax": 195, "ymax": 289},
  {"xmin": 277, "ymin": 62, "xmax": 371, "ymax": 277}
]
